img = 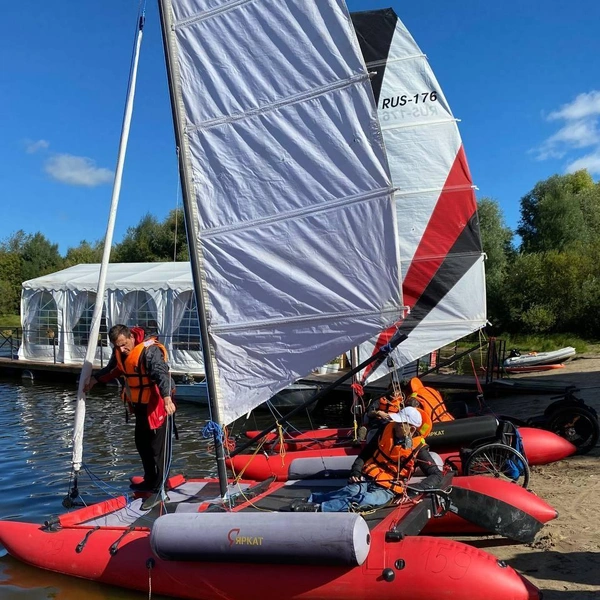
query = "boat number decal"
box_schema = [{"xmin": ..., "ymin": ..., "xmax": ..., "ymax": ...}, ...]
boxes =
[
  {"xmin": 47, "ymin": 537, "xmax": 65, "ymax": 555},
  {"xmin": 227, "ymin": 528, "xmax": 264, "ymax": 547},
  {"xmin": 422, "ymin": 544, "xmax": 472, "ymax": 580},
  {"xmin": 380, "ymin": 91, "xmax": 440, "ymax": 121},
  {"xmin": 381, "ymin": 91, "xmax": 438, "ymax": 109}
]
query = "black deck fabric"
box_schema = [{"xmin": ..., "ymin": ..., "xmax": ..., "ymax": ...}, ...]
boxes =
[{"xmin": 239, "ymin": 480, "xmax": 396, "ymax": 529}]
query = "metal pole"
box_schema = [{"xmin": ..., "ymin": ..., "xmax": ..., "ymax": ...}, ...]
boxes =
[{"xmin": 71, "ymin": 11, "xmax": 145, "ymax": 475}]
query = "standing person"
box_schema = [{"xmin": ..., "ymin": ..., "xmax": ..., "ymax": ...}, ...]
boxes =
[
  {"xmin": 84, "ymin": 324, "xmax": 176, "ymax": 510},
  {"xmin": 289, "ymin": 406, "xmax": 440, "ymax": 512}
]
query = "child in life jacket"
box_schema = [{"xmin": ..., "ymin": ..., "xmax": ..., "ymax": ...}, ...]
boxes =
[{"xmin": 357, "ymin": 383, "xmax": 404, "ymax": 443}]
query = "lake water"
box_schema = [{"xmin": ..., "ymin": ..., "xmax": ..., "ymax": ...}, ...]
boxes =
[{"xmin": 0, "ymin": 376, "xmax": 318, "ymax": 599}]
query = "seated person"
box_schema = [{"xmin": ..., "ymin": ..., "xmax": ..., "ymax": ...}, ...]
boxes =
[
  {"xmin": 402, "ymin": 377, "xmax": 454, "ymax": 423},
  {"xmin": 356, "ymin": 384, "xmax": 403, "ymax": 442},
  {"xmin": 290, "ymin": 407, "xmax": 441, "ymax": 512}
]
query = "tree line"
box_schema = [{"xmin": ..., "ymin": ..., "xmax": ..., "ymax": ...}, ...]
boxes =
[{"xmin": 2, "ymin": 170, "xmax": 600, "ymax": 338}]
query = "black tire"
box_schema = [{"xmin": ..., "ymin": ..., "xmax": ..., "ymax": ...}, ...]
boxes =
[
  {"xmin": 547, "ymin": 406, "xmax": 600, "ymax": 455},
  {"xmin": 463, "ymin": 442, "xmax": 530, "ymax": 488}
]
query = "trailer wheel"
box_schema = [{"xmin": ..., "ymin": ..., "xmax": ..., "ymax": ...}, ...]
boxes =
[
  {"xmin": 464, "ymin": 443, "xmax": 530, "ymax": 488},
  {"xmin": 547, "ymin": 406, "xmax": 599, "ymax": 455}
]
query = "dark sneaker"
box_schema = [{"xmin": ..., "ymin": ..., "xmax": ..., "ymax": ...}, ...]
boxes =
[
  {"xmin": 290, "ymin": 500, "xmax": 320, "ymax": 512},
  {"xmin": 129, "ymin": 480, "xmax": 154, "ymax": 492},
  {"xmin": 141, "ymin": 491, "xmax": 168, "ymax": 511}
]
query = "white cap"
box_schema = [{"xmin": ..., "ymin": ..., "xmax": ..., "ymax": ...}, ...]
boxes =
[{"xmin": 389, "ymin": 407, "xmax": 422, "ymax": 427}]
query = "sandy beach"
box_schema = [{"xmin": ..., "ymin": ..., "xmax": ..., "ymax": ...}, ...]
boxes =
[{"xmin": 449, "ymin": 353, "xmax": 600, "ymax": 599}]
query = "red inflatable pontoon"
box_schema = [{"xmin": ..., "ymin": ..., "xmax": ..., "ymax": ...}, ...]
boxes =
[{"xmin": 0, "ymin": 475, "xmax": 541, "ymax": 600}]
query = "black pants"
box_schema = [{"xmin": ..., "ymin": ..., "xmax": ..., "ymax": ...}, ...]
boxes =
[{"xmin": 133, "ymin": 404, "xmax": 168, "ymax": 491}]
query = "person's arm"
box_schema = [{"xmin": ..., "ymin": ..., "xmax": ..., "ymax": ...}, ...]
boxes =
[
  {"xmin": 83, "ymin": 352, "xmax": 119, "ymax": 391},
  {"xmin": 144, "ymin": 346, "xmax": 176, "ymax": 415},
  {"xmin": 349, "ymin": 429, "xmax": 381, "ymax": 481},
  {"xmin": 412, "ymin": 445, "xmax": 443, "ymax": 489}
]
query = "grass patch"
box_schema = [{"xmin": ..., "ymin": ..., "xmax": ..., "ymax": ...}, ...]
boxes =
[{"xmin": 0, "ymin": 314, "xmax": 20, "ymax": 328}]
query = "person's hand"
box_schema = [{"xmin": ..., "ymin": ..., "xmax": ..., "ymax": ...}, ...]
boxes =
[
  {"xmin": 348, "ymin": 475, "xmax": 362, "ymax": 483},
  {"xmin": 378, "ymin": 410, "xmax": 391, "ymax": 420},
  {"xmin": 164, "ymin": 396, "xmax": 176, "ymax": 416},
  {"xmin": 83, "ymin": 376, "xmax": 97, "ymax": 393}
]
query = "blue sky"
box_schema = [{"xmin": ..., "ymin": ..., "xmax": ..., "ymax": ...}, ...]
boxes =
[{"xmin": 2, "ymin": 1, "xmax": 599, "ymax": 255}]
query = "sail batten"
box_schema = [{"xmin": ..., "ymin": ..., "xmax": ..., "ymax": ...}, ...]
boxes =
[
  {"xmin": 161, "ymin": 0, "xmax": 403, "ymax": 424},
  {"xmin": 186, "ymin": 73, "xmax": 372, "ymax": 133}
]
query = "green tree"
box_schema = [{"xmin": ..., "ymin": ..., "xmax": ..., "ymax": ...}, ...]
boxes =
[
  {"xmin": 0, "ymin": 249, "xmax": 22, "ymax": 315},
  {"xmin": 64, "ymin": 240, "xmax": 105, "ymax": 267},
  {"xmin": 517, "ymin": 170, "xmax": 598, "ymax": 252},
  {"xmin": 477, "ymin": 197, "xmax": 514, "ymax": 330},
  {"xmin": 113, "ymin": 210, "xmax": 189, "ymax": 262},
  {"xmin": 20, "ymin": 233, "xmax": 64, "ymax": 282},
  {"xmin": 112, "ymin": 214, "xmax": 164, "ymax": 262}
]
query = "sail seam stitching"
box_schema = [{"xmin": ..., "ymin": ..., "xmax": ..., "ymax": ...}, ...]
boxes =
[
  {"xmin": 185, "ymin": 73, "xmax": 370, "ymax": 133},
  {"xmin": 173, "ymin": 0, "xmax": 253, "ymax": 29},
  {"xmin": 366, "ymin": 54, "xmax": 426, "ymax": 68},
  {"xmin": 210, "ymin": 306, "xmax": 406, "ymax": 334},
  {"xmin": 393, "ymin": 184, "xmax": 474, "ymax": 196},
  {"xmin": 199, "ymin": 186, "xmax": 395, "ymax": 239},
  {"xmin": 380, "ymin": 117, "xmax": 457, "ymax": 132},
  {"xmin": 406, "ymin": 251, "xmax": 484, "ymax": 262}
]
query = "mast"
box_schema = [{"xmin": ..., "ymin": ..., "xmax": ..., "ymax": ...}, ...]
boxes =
[
  {"xmin": 71, "ymin": 11, "xmax": 146, "ymax": 479},
  {"xmin": 157, "ymin": 0, "xmax": 229, "ymax": 496}
]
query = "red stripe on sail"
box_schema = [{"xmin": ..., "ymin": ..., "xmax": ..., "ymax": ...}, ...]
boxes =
[
  {"xmin": 363, "ymin": 146, "xmax": 475, "ymax": 380},
  {"xmin": 403, "ymin": 145, "xmax": 475, "ymax": 306}
]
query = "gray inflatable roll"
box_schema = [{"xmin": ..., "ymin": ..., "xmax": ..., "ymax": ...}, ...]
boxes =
[
  {"xmin": 151, "ymin": 511, "xmax": 371, "ymax": 566},
  {"xmin": 288, "ymin": 453, "xmax": 443, "ymax": 480},
  {"xmin": 288, "ymin": 455, "xmax": 356, "ymax": 479}
]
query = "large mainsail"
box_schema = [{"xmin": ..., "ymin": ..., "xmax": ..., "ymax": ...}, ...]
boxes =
[
  {"xmin": 160, "ymin": 0, "xmax": 403, "ymax": 424},
  {"xmin": 351, "ymin": 8, "xmax": 487, "ymax": 382}
]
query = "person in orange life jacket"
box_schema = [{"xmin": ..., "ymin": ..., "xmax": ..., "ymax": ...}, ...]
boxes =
[
  {"xmin": 291, "ymin": 407, "xmax": 442, "ymax": 512},
  {"xmin": 356, "ymin": 385, "xmax": 403, "ymax": 443},
  {"xmin": 83, "ymin": 324, "xmax": 176, "ymax": 496},
  {"xmin": 401, "ymin": 377, "xmax": 454, "ymax": 423}
]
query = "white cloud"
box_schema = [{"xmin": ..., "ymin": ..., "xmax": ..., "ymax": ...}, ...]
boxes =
[
  {"xmin": 565, "ymin": 152, "xmax": 600, "ymax": 175},
  {"xmin": 44, "ymin": 154, "xmax": 114, "ymax": 187},
  {"xmin": 534, "ymin": 90, "xmax": 600, "ymax": 175},
  {"xmin": 548, "ymin": 91, "xmax": 600, "ymax": 121},
  {"xmin": 25, "ymin": 139, "xmax": 50, "ymax": 154}
]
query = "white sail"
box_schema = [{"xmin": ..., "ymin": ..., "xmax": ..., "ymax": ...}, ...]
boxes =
[
  {"xmin": 351, "ymin": 9, "xmax": 487, "ymax": 383},
  {"xmin": 161, "ymin": 0, "xmax": 403, "ymax": 424}
]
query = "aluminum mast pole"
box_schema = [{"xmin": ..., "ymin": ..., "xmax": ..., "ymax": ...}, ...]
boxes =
[{"xmin": 71, "ymin": 12, "xmax": 145, "ymax": 477}]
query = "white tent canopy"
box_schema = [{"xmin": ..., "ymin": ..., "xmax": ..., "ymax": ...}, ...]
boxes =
[{"xmin": 19, "ymin": 262, "xmax": 205, "ymax": 374}]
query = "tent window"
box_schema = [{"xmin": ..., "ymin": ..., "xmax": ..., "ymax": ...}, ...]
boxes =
[
  {"xmin": 124, "ymin": 291, "xmax": 158, "ymax": 337},
  {"xmin": 73, "ymin": 293, "xmax": 108, "ymax": 347},
  {"xmin": 173, "ymin": 292, "xmax": 201, "ymax": 351},
  {"xmin": 29, "ymin": 291, "xmax": 58, "ymax": 345}
]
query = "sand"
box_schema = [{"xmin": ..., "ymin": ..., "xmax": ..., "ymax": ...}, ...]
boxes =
[{"xmin": 449, "ymin": 353, "xmax": 600, "ymax": 598}]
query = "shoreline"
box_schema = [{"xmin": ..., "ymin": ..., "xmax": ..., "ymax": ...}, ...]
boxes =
[{"xmin": 454, "ymin": 354, "xmax": 600, "ymax": 598}]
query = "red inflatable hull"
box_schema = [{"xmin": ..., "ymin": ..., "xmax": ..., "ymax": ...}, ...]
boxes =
[
  {"xmin": 0, "ymin": 524, "xmax": 539, "ymax": 600},
  {"xmin": 242, "ymin": 424, "xmax": 576, "ymax": 466},
  {"xmin": 0, "ymin": 479, "xmax": 540, "ymax": 600}
]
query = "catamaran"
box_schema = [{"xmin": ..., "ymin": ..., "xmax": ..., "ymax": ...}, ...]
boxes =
[{"xmin": 0, "ymin": 2, "xmax": 541, "ymax": 599}]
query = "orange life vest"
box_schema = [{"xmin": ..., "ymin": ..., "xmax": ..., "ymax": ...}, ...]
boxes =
[
  {"xmin": 407, "ymin": 377, "xmax": 454, "ymax": 423},
  {"xmin": 377, "ymin": 394, "xmax": 402, "ymax": 414},
  {"xmin": 115, "ymin": 338, "xmax": 168, "ymax": 405},
  {"xmin": 363, "ymin": 422, "xmax": 426, "ymax": 494}
]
